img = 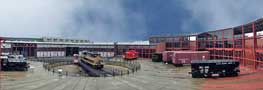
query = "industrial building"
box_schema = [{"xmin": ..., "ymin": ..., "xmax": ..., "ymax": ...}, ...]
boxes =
[
  {"xmin": 0, "ymin": 37, "xmax": 154, "ymax": 58},
  {"xmin": 1, "ymin": 18, "xmax": 263, "ymax": 90},
  {"xmin": 151, "ymin": 18, "xmax": 263, "ymax": 70}
]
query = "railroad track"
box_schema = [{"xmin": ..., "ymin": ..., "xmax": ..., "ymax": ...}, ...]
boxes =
[{"xmin": 79, "ymin": 60, "xmax": 114, "ymax": 77}]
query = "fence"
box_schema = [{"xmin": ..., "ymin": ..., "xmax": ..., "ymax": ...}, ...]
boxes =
[{"xmin": 31, "ymin": 57, "xmax": 141, "ymax": 77}]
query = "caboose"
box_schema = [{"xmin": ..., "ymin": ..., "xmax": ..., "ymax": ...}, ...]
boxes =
[{"xmin": 123, "ymin": 50, "xmax": 138, "ymax": 60}]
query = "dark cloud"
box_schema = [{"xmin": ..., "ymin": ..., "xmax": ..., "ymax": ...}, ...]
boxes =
[
  {"xmin": 1, "ymin": 0, "xmax": 263, "ymax": 42},
  {"xmin": 0, "ymin": 0, "xmax": 147, "ymax": 42},
  {"xmin": 181, "ymin": 0, "xmax": 263, "ymax": 31}
]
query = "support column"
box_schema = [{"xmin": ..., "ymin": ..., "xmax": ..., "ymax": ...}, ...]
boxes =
[
  {"xmin": 113, "ymin": 42, "xmax": 118, "ymax": 57},
  {"xmin": 252, "ymin": 23, "xmax": 257, "ymax": 70},
  {"xmin": 232, "ymin": 30, "xmax": 235, "ymax": 60},
  {"xmin": 212, "ymin": 32, "xmax": 216, "ymax": 59},
  {"xmin": 242, "ymin": 25, "xmax": 245, "ymax": 66},
  {"xmin": 0, "ymin": 38, "xmax": 2, "ymax": 71},
  {"xmin": 0, "ymin": 38, "xmax": 2, "ymax": 55},
  {"xmin": 222, "ymin": 31, "xmax": 225, "ymax": 59}
]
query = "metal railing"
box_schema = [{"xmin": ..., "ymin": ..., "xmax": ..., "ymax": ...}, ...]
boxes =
[{"xmin": 31, "ymin": 57, "xmax": 141, "ymax": 77}]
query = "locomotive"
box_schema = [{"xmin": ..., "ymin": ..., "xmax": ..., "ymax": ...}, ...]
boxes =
[
  {"xmin": 123, "ymin": 50, "xmax": 138, "ymax": 60},
  {"xmin": 79, "ymin": 51, "xmax": 104, "ymax": 69},
  {"xmin": 0, "ymin": 55, "xmax": 29, "ymax": 71}
]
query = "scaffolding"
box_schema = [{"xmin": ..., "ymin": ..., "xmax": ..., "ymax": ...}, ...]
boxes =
[
  {"xmin": 153, "ymin": 18, "xmax": 263, "ymax": 70},
  {"xmin": 196, "ymin": 19, "xmax": 263, "ymax": 70}
]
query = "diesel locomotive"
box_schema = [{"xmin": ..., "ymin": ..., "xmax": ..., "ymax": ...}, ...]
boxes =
[{"xmin": 80, "ymin": 51, "xmax": 104, "ymax": 69}]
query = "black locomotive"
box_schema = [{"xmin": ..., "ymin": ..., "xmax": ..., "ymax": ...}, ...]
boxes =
[{"xmin": 0, "ymin": 55, "xmax": 29, "ymax": 71}]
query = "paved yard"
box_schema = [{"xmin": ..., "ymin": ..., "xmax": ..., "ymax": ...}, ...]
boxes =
[{"xmin": 0, "ymin": 59, "xmax": 203, "ymax": 90}]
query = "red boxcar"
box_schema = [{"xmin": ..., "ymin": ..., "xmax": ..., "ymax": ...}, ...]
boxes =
[
  {"xmin": 123, "ymin": 50, "xmax": 138, "ymax": 60},
  {"xmin": 162, "ymin": 51, "xmax": 175, "ymax": 64},
  {"xmin": 172, "ymin": 51, "xmax": 209, "ymax": 66}
]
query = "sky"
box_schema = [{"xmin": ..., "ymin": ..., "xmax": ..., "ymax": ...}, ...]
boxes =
[{"xmin": 0, "ymin": 0, "xmax": 263, "ymax": 42}]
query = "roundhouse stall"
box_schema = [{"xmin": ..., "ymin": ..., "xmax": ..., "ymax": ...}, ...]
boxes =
[
  {"xmin": 73, "ymin": 54, "xmax": 79, "ymax": 64},
  {"xmin": 162, "ymin": 51, "xmax": 175, "ymax": 64},
  {"xmin": 191, "ymin": 59, "xmax": 240, "ymax": 78},
  {"xmin": 172, "ymin": 51, "xmax": 209, "ymax": 66}
]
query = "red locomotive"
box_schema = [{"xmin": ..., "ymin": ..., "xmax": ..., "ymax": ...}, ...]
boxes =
[{"xmin": 123, "ymin": 50, "xmax": 138, "ymax": 60}]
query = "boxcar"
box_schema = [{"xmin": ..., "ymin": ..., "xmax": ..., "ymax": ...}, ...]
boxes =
[
  {"xmin": 152, "ymin": 53, "xmax": 163, "ymax": 62},
  {"xmin": 172, "ymin": 51, "xmax": 209, "ymax": 66},
  {"xmin": 191, "ymin": 60, "xmax": 240, "ymax": 78},
  {"xmin": 162, "ymin": 51, "xmax": 175, "ymax": 64}
]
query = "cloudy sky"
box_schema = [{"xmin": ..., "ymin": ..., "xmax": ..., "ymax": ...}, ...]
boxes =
[{"xmin": 0, "ymin": 0, "xmax": 263, "ymax": 41}]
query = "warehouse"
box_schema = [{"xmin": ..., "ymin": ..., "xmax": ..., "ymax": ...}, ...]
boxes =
[{"xmin": 0, "ymin": 37, "xmax": 155, "ymax": 58}]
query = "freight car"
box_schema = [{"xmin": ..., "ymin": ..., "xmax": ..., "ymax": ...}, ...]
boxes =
[
  {"xmin": 0, "ymin": 55, "xmax": 29, "ymax": 71},
  {"xmin": 123, "ymin": 50, "xmax": 138, "ymax": 60},
  {"xmin": 190, "ymin": 60, "xmax": 240, "ymax": 78},
  {"xmin": 152, "ymin": 53, "xmax": 163, "ymax": 62},
  {"xmin": 80, "ymin": 51, "xmax": 104, "ymax": 69},
  {"xmin": 162, "ymin": 51, "xmax": 175, "ymax": 64},
  {"xmin": 172, "ymin": 51, "xmax": 209, "ymax": 66}
]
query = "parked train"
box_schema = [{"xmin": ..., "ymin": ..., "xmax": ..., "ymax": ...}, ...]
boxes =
[
  {"xmin": 162, "ymin": 51, "xmax": 175, "ymax": 64},
  {"xmin": 158, "ymin": 51, "xmax": 210, "ymax": 66},
  {"xmin": 79, "ymin": 51, "xmax": 104, "ymax": 69},
  {"xmin": 191, "ymin": 59, "xmax": 240, "ymax": 78},
  {"xmin": 123, "ymin": 50, "xmax": 138, "ymax": 60},
  {"xmin": 172, "ymin": 51, "xmax": 209, "ymax": 66},
  {"xmin": 0, "ymin": 54, "xmax": 29, "ymax": 71}
]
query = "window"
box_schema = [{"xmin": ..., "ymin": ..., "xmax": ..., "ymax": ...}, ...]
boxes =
[
  {"xmin": 214, "ymin": 32, "xmax": 223, "ymax": 40},
  {"xmin": 224, "ymin": 29, "xmax": 233, "ymax": 40}
]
